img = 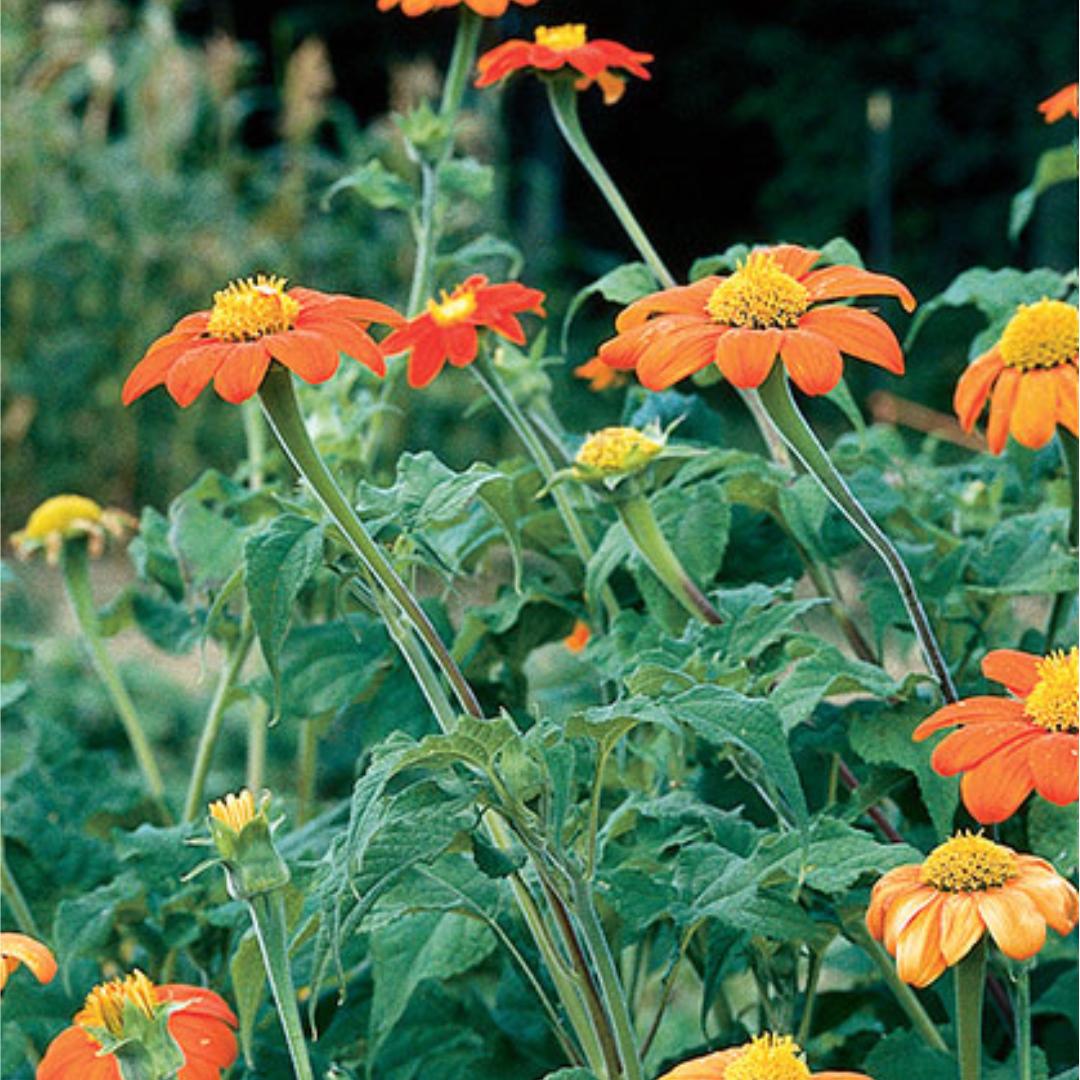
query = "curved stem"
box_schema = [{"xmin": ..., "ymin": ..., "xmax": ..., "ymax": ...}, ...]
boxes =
[
  {"xmin": 258, "ymin": 366, "xmax": 483, "ymax": 719},
  {"xmin": 755, "ymin": 365, "xmax": 957, "ymax": 703},
  {"xmin": 182, "ymin": 618, "xmax": 254, "ymax": 822},
  {"xmin": 955, "ymin": 938, "xmax": 986, "ymax": 1080},
  {"xmin": 247, "ymin": 892, "xmax": 314, "ymax": 1080},
  {"xmin": 60, "ymin": 541, "xmax": 170, "ymax": 815},
  {"xmin": 615, "ymin": 490, "xmax": 722, "ymax": 625}
]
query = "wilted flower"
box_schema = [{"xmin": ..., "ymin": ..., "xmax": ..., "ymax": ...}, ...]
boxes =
[
  {"xmin": 0, "ymin": 932, "xmax": 57, "ymax": 991},
  {"xmin": 11, "ymin": 495, "xmax": 135, "ymax": 564}
]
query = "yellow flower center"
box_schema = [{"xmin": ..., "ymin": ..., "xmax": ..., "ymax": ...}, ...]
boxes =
[
  {"xmin": 1024, "ymin": 648, "xmax": 1079, "ymax": 732},
  {"xmin": 998, "ymin": 299, "xmax": 1078, "ymax": 370},
  {"xmin": 725, "ymin": 1034, "xmax": 812, "ymax": 1080},
  {"xmin": 426, "ymin": 286, "xmax": 478, "ymax": 328},
  {"xmin": 76, "ymin": 970, "xmax": 159, "ymax": 1040},
  {"xmin": 920, "ymin": 832, "xmax": 1019, "ymax": 892},
  {"xmin": 534, "ymin": 24, "xmax": 588, "ymax": 51},
  {"xmin": 206, "ymin": 275, "xmax": 300, "ymax": 341},
  {"xmin": 20, "ymin": 495, "xmax": 103, "ymax": 540},
  {"xmin": 706, "ymin": 252, "xmax": 810, "ymax": 330},
  {"xmin": 209, "ymin": 789, "xmax": 258, "ymax": 833},
  {"xmin": 576, "ymin": 426, "xmax": 663, "ymax": 473}
]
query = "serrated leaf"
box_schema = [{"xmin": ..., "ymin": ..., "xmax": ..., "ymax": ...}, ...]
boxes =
[
  {"xmin": 567, "ymin": 697, "xmax": 674, "ymax": 756},
  {"xmin": 394, "ymin": 712, "xmax": 522, "ymax": 778}
]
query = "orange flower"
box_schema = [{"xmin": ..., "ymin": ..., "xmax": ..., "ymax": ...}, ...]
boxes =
[
  {"xmin": 0, "ymin": 933, "xmax": 57, "ymax": 991},
  {"xmin": 953, "ymin": 298, "xmax": 1078, "ymax": 453},
  {"xmin": 377, "ymin": 0, "xmax": 539, "ymax": 16},
  {"xmin": 563, "ymin": 619, "xmax": 590, "ymax": 653},
  {"xmin": 574, "ymin": 354, "xmax": 625, "ymax": 391},
  {"xmin": 658, "ymin": 1033, "xmax": 869, "ymax": 1080},
  {"xmin": 866, "ymin": 832, "xmax": 1079, "ymax": 988},
  {"xmin": 597, "ymin": 245, "xmax": 915, "ymax": 395},
  {"xmin": 475, "ymin": 24, "xmax": 653, "ymax": 105},
  {"xmin": 38, "ymin": 970, "xmax": 238, "ymax": 1080},
  {"xmin": 1038, "ymin": 83, "xmax": 1079, "ymax": 122},
  {"xmin": 122, "ymin": 275, "xmax": 403, "ymax": 408},
  {"xmin": 379, "ymin": 274, "xmax": 545, "ymax": 388},
  {"xmin": 914, "ymin": 648, "xmax": 1078, "ymax": 823}
]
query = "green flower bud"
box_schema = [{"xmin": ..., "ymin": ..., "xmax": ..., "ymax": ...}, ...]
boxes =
[{"xmin": 207, "ymin": 790, "xmax": 290, "ymax": 900}]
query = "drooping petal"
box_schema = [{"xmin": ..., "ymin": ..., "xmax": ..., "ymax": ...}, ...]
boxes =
[
  {"xmin": 265, "ymin": 330, "xmax": 341, "ymax": 385},
  {"xmin": 929, "ymin": 722, "xmax": 1040, "ymax": 775},
  {"xmin": 406, "ymin": 331, "xmax": 449, "ymax": 389},
  {"xmin": 445, "ymin": 324, "xmax": 480, "ymax": 367},
  {"xmin": 0, "ymin": 932, "xmax": 57, "ymax": 988},
  {"xmin": 1009, "ymin": 368, "xmax": 1059, "ymax": 449},
  {"xmin": 212, "ymin": 343, "xmax": 272, "ymax": 405},
  {"xmin": 976, "ymin": 887, "xmax": 1046, "ymax": 960},
  {"xmin": 913, "ymin": 696, "xmax": 1025, "ymax": 739},
  {"xmin": 164, "ymin": 344, "xmax": 233, "ymax": 408},
  {"xmin": 293, "ymin": 290, "xmax": 404, "ymax": 327},
  {"xmin": 614, "ymin": 280, "xmax": 716, "ymax": 331},
  {"xmin": 1011, "ymin": 862, "xmax": 1080, "ymax": 935},
  {"xmin": 1028, "ymin": 732, "xmax": 1079, "ymax": 805},
  {"xmin": 799, "ymin": 306, "xmax": 905, "ymax": 375},
  {"xmin": 985, "ymin": 368, "xmax": 1021, "ymax": 454},
  {"xmin": 938, "ymin": 893, "xmax": 986, "ymax": 966},
  {"xmin": 895, "ymin": 896, "xmax": 948, "ymax": 987},
  {"xmin": 953, "ymin": 350, "xmax": 1005, "ymax": 431},
  {"xmin": 865, "ymin": 865, "xmax": 923, "ymax": 939},
  {"xmin": 779, "ymin": 329, "xmax": 844, "ymax": 395},
  {"xmin": 37, "ymin": 1027, "xmax": 119, "ymax": 1080},
  {"xmin": 714, "ymin": 328, "xmax": 781, "ymax": 388},
  {"xmin": 803, "ymin": 266, "xmax": 916, "ymax": 312},
  {"xmin": 305, "ymin": 317, "xmax": 387, "ymax": 376},
  {"xmin": 883, "ymin": 885, "xmax": 939, "ymax": 953},
  {"xmin": 981, "ymin": 649, "xmax": 1041, "ymax": 696},
  {"xmin": 636, "ymin": 324, "xmax": 725, "ymax": 390},
  {"xmin": 960, "ymin": 737, "xmax": 1037, "ymax": 824},
  {"xmin": 121, "ymin": 337, "xmax": 206, "ymax": 405},
  {"xmin": 1055, "ymin": 363, "xmax": 1079, "ymax": 434}
]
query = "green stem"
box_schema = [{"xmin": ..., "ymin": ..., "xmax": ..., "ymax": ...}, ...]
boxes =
[
  {"xmin": 546, "ymin": 79, "xmax": 674, "ymax": 289},
  {"xmin": 438, "ymin": 9, "xmax": 482, "ymax": 119},
  {"xmin": 296, "ymin": 721, "xmax": 318, "ymax": 825},
  {"xmin": 1, "ymin": 852, "xmax": 40, "ymax": 937},
  {"xmin": 616, "ymin": 489, "xmax": 722, "ymax": 625},
  {"xmin": 1048, "ymin": 430, "xmax": 1079, "ymax": 647},
  {"xmin": 470, "ymin": 360, "xmax": 621, "ymax": 624},
  {"xmin": 797, "ymin": 948, "xmax": 825, "ymax": 1046},
  {"xmin": 182, "ymin": 618, "xmax": 254, "ymax": 822},
  {"xmin": 755, "ymin": 365, "xmax": 957, "ymax": 703},
  {"xmin": 955, "ymin": 938, "xmax": 986, "ymax": 1080},
  {"xmin": 242, "ymin": 398, "xmax": 267, "ymax": 490},
  {"xmin": 258, "ymin": 365, "xmax": 483, "ymax": 719},
  {"xmin": 247, "ymin": 892, "xmax": 314, "ymax": 1080},
  {"xmin": 406, "ymin": 162, "xmax": 440, "ymax": 318},
  {"xmin": 246, "ymin": 699, "xmax": 268, "ymax": 793},
  {"xmin": 60, "ymin": 540, "xmax": 170, "ymax": 815},
  {"xmin": 1014, "ymin": 964, "xmax": 1032, "ymax": 1080}
]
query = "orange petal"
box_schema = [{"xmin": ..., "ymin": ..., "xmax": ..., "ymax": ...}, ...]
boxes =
[
  {"xmin": 121, "ymin": 337, "xmax": 205, "ymax": 405},
  {"xmin": 212, "ymin": 343, "xmax": 271, "ymax": 404},
  {"xmin": 306, "ymin": 317, "xmax": 387, "ymax": 376},
  {"xmin": 0, "ymin": 932, "xmax": 57, "ymax": 987},
  {"xmin": 866, "ymin": 865, "xmax": 922, "ymax": 940},
  {"xmin": 37, "ymin": 1026, "xmax": 117, "ymax": 1080},
  {"xmin": 883, "ymin": 885, "xmax": 939, "ymax": 953},
  {"xmin": 636, "ymin": 324, "xmax": 724, "ymax": 390},
  {"xmin": 779, "ymin": 329, "xmax": 844, "ymax": 395},
  {"xmin": 953, "ymin": 350, "xmax": 1004, "ymax": 431},
  {"xmin": 444, "ymin": 324, "xmax": 480, "ymax": 367},
  {"xmin": 1028, "ymin": 732, "xmax": 1079, "ymax": 805},
  {"xmin": 799, "ymin": 306, "xmax": 905, "ymax": 374},
  {"xmin": 614, "ymin": 281, "xmax": 715, "ymax": 331},
  {"xmin": 976, "ymin": 887, "xmax": 1046, "ymax": 960},
  {"xmin": 802, "ymin": 265, "xmax": 916, "ymax": 312},
  {"xmin": 293, "ymin": 290, "xmax": 404, "ymax": 327},
  {"xmin": 164, "ymin": 344, "xmax": 232, "ymax": 408},
  {"xmin": 981, "ymin": 650, "xmax": 1041, "ymax": 696},
  {"xmin": 1011, "ymin": 864, "xmax": 1080, "ymax": 935},
  {"xmin": 985, "ymin": 368, "xmax": 1020, "ymax": 454},
  {"xmin": 960, "ymin": 737, "xmax": 1036, "ymax": 824},
  {"xmin": 266, "ymin": 330, "xmax": 340, "ymax": 385},
  {"xmin": 939, "ymin": 893, "xmax": 986, "ymax": 966},
  {"xmin": 714, "ymin": 328, "xmax": 781, "ymax": 388},
  {"xmin": 406, "ymin": 333, "xmax": 449, "ymax": 389},
  {"xmin": 913, "ymin": 696, "xmax": 1025, "ymax": 739},
  {"xmin": 768, "ymin": 244, "xmax": 822, "ymax": 280},
  {"xmin": 929, "ymin": 723, "xmax": 1039, "ymax": 775},
  {"xmin": 1055, "ymin": 364, "xmax": 1079, "ymax": 434},
  {"xmin": 895, "ymin": 895, "xmax": 948, "ymax": 987},
  {"xmin": 1010, "ymin": 369, "xmax": 1059, "ymax": 449}
]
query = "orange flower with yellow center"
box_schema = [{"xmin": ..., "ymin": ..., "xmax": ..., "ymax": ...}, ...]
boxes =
[
  {"xmin": 376, "ymin": 0, "xmax": 539, "ymax": 16},
  {"xmin": 475, "ymin": 23, "xmax": 654, "ymax": 105},
  {"xmin": 914, "ymin": 647, "xmax": 1078, "ymax": 823},
  {"xmin": 38, "ymin": 969, "xmax": 238, "ymax": 1079},
  {"xmin": 379, "ymin": 274, "xmax": 545, "ymax": 388},
  {"xmin": 10, "ymin": 494, "xmax": 136, "ymax": 564},
  {"xmin": 1038, "ymin": 82, "xmax": 1079, "ymax": 122},
  {"xmin": 122, "ymin": 275, "xmax": 404, "ymax": 407},
  {"xmin": 953, "ymin": 298, "xmax": 1078, "ymax": 453},
  {"xmin": 657, "ymin": 1033, "xmax": 870, "ymax": 1080},
  {"xmin": 866, "ymin": 833, "xmax": 1079, "ymax": 987},
  {"xmin": 0, "ymin": 932, "xmax": 56, "ymax": 992},
  {"xmin": 597, "ymin": 245, "xmax": 915, "ymax": 395}
]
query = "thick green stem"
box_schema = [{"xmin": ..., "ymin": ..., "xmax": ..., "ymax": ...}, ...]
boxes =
[
  {"xmin": 755, "ymin": 365, "xmax": 957, "ymax": 703},
  {"xmin": 797, "ymin": 947, "xmax": 825, "ymax": 1046},
  {"xmin": 182, "ymin": 619, "xmax": 254, "ymax": 822},
  {"xmin": 247, "ymin": 892, "xmax": 314, "ymax": 1080},
  {"xmin": 955, "ymin": 938, "xmax": 986, "ymax": 1080},
  {"xmin": 470, "ymin": 360, "xmax": 620, "ymax": 624},
  {"xmin": 1014, "ymin": 964, "xmax": 1032, "ymax": 1080},
  {"xmin": 246, "ymin": 700, "xmax": 268, "ymax": 794},
  {"xmin": 1048, "ymin": 430, "xmax": 1079, "ymax": 647},
  {"xmin": 242, "ymin": 398, "xmax": 267, "ymax": 490},
  {"xmin": 296, "ymin": 720, "xmax": 318, "ymax": 825},
  {"xmin": 1, "ymin": 852, "xmax": 40, "ymax": 937},
  {"xmin": 258, "ymin": 366, "xmax": 483, "ymax": 718},
  {"xmin": 61, "ymin": 541, "xmax": 169, "ymax": 814},
  {"xmin": 616, "ymin": 490, "xmax": 722, "ymax": 625}
]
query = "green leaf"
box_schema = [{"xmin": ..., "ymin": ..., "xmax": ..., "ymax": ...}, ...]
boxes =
[
  {"xmin": 567, "ymin": 697, "xmax": 675, "ymax": 756},
  {"xmin": 1028, "ymin": 798, "xmax": 1079, "ymax": 876},
  {"xmin": 323, "ymin": 158, "xmax": 414, "ymax": 211},
  {"xmin": 438, "ymin": 157, "xmax": 494, "ymax": 201},
  {"xmin": 863, "ymin": 1028, "xmax": 958, "ymax": 1080},
  {"xmin": 130, "ymin": 592, "xmax": 202, "ymax": 654},
  {"xmin": 561, "ymin": 261, "xmax": 659, "ymax": 353},
  {"xmin": 967, "ymin": 510, "xmax": 1076, "ymax": 595},
  {"xmin": 394, "ymin": 712, "xmax": 522, "ymax": 778},
  {"xmin": 435, "ymin": 233, "xmax": 525, "ymax": 279},
  {"xmin": 229, "ymin": 931, "xmax": 266, "ymax": 1067},
  {"xmin": 1010, "ymin": 143, "xmax": 1080, "ymax": 240},
  {"xmin": 53, "ymin": 873, "xmax": 142, "ymax": 971},
  {"xmin": 169, "ymin": 494, "xmax": 245, "ymax": 595}
]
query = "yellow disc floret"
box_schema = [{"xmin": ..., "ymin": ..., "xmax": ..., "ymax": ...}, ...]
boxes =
[
  {"xmin": 1024, "ymin": 648, "xmax": 1079, "ymax": 732},
  {"xmin": 999, "ymin": 299, "xmax": 1078, "ymax": 370},
  {"xmin": 706, "ymin": 253, "xmax": 810, "ymax": 330},
  {"xmin": 535, "ymin": 24, "xmax": 588, "ymax": 50},
  {"xmin": 920, "ymin": 832, "xmax": 1019, "ymax": 893},
  {"xmin": 725, "ymin": 1034, "xmax": 812, "ymax": 1080},
  {"xmin": 76, "ymin": 970, "xmax": 160, "ymax": 1041},
  {"xmin": 427, "ymin": 285, "xmax": 478, "ymax": 328},
  {"xmin": 576, "ymin": 426, "xmax": 663, "ymax": 474},
  {"xmin": 18, "ymin": 495, "xmax": 103, "ymax": 541},
  {"xmin": 209, "ymin": 789, "xmax": 259, "ymax": 834},
  {"xmin": 206, "ymin": 275, "xmax": 300, "ymax": 341}
]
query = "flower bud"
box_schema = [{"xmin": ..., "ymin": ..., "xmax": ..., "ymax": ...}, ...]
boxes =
[
  {"xmin": 574, "ymin": 425, "xmax": 664, "ymax": 484},
  {"xmin": 207, "ymin": 790, "xmax": 290, "ymax": 900}
]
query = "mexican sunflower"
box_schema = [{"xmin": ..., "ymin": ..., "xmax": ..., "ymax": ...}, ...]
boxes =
[
  {"xmin": 657, "ymin": 1033, "xmax": 870, "ymax": 1080},
  {"xmin": 379, "ymin": 274, "xmax": 545, "ymax": 388},
  {"xmin": 866, "ymin": 833, "xmax": 1079, "ymax": 988},
  {"xmin": 914, "ymin": 647, "xmax": 1078, "ymax": 823},
  {"xmin": 122, "ymin": 275, "xmax": 403, "ymax": 407},
  {"xmin": 475, "ymin": 24, "xmax": 653, "ymax": 105},
  {"xmin": 953, "ymin": 298, "xmax": 1078, "ymax": 453},
  {"xmin": 38, "ymin": 970, "xmax": 238, "ymax": 1080},
  {"xmin": 0, "ymin": 933, "xmax": 56, "ymax": 991},
  {"xmin": 597, "ymin": 245, "xmax": 915, "ymax": 395},
  {"xmin": 377, "ymin": 0, "xmax": 539, "ymax": 15},
  {"xmin": 11, "ymin": 495, "xmax": 135, "ymax": 564},
  {"xmin": 1038, "ymin": 82, "xmax": 1079, "ymax": 122}
]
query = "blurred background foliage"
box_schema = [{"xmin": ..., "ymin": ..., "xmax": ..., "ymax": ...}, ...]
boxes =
[{"xmin": 2, "ymin": 0, "xmax": 1077, "ymax": 531}]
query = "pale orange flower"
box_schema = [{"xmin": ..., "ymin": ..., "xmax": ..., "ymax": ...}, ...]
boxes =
[
  {"xmin": 866, "ymin": 833, "xmax": 1079, "ymax": 987},
  {"xmin": 563, "ymin": 619, "xmax": 590, "ymax": 653},
  {"xmin": 377, "ymin": 0, "xmax": 539, "ymax": 16},
  {"xmin": 0, "ymin": 933, "xmax": 57, "ymax": 991},
  {"xmin": 1038, "ymin": 83, "xmax": 1079, "ymax": 122},
  {"xmin": 574, "ymin": 354, "xmax": 626, "ymax": 391},
  {"xmin": 658, "ymin": 1033, "xmax": 869, "ymax": 1080}
]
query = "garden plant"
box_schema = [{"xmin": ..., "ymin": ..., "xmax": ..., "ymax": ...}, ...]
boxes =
[{"xmin": 1, "ymin": 2, "xmax": 1078, "ymax": 1079}]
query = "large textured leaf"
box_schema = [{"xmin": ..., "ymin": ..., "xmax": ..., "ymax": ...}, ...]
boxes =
[{"xmin": 561, "ymin": 261, "xmax": 659, "ymax": 352}]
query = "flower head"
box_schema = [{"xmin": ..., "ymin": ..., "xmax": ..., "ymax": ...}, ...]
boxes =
[
  {"xmin": 866, "ymin": 832, "xmax": 1079, "ymax": 987},
  {"xmin": 379, "ymin": 275, "xmax": 545, "ymax": 388},
  {"xmin": 658, "ymin": 1033, "xmax": 870, "ymax": 1079},
  {"xmin": 598, "ymin": 245, "xmax": 915, "ymax": 395},
  {"xmin": 476, "ymin": 24, "xmax": 653, "ymax": 105},
  {"xmin": 122, "ymin": 275, "xmax": 404, "ymax": 408},
  {"xmin": 0, "ymin": 932, "xmax": 57, "ymax": 992},
  {"xmin": 1038, "ymin": 83, "xmax": 1079, "ymax": 123},
  {"xmin": 37, "ymin": 970, "xmax": 238, "ymax": 1080},
  {"xmin": 207, "ymin": 789, "xmax": 290, "ymax": 900},
  {"xmin": 575, "ymin": 425, "xmax": 664, "ymax": 480},
  {"xmin": 914, "ymin": 647, "xmax": 1078, "ymax": 822},
  {"xmin": 953, "ymin": 298, "xmax": 1078, "ymax": 453},
  {"xmin": 10, "ymin": 495, "xmax": 136, "ymax": 564},
  {"xmin": 574, "ymin": 354, "xmax": 626, "ymax": 391},
  {"xmin": 377, "ymin": 0, "xmax": 539, "ymax": 16}
]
